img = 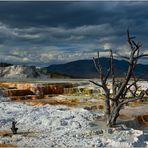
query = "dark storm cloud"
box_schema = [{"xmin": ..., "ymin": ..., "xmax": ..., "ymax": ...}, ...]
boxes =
[
  {"xmin": 0, "ymin": 1, "xmax": 147, "ymax": 66},
  {"xmin": 0, "ymin": 1, "xmax": 147, "ymax": 28}
]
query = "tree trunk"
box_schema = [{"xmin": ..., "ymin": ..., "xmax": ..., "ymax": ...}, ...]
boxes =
[
  {"xmin": 108, "ymin": 111, "xmax": 119, "ymax": 127},
  {"xmin": 105, "ymin": 97, "xmax": 111, "ymax": 125},
  {"xmin": 107, "ymin": 103, "xmax": 123, "ymax": 127}
]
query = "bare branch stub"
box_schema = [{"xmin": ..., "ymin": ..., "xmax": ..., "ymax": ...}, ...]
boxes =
[{"xmin": 11, "ymin": 121, "xmax": 18, "ymax": 134}]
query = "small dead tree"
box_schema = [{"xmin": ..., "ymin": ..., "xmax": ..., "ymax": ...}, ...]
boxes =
[{"xmin": 90, "ymin": 30, "xmax": 148, "ymax": 127}]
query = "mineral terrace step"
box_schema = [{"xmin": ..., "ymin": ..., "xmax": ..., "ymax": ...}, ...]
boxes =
[
  {"xmin": 2, "ymin": 89, "xmax": 34, "ymax": 96},
  {"xmin": 9, "ymin": 95, "xmax": 46, "ymax": 101},
  {"xmin": 0, "ymin": 82, "xmax": 73, "ymax": 96}
]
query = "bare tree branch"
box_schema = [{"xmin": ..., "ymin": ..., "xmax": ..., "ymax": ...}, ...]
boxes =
[
  {"xmin": 89, "ymin": 80, "xmax": 104, "ymax": 88},
  {"xmin": 93, "ymin": 57, "xmax": 100, "ymax": 74},
  {"xmin": 127, "ymin": 29, "xmax": 135, "ymax": 50},
  {"xmin": 93, "ymin": 51, "xmax": 104, "ymax": 84},
  {"xmin": 104, "ymin": 55, "xmax": 111, "ymax": 83},
  {"xmin": 110, "ymin": 50, "xmax": 116, "ymax": 97},
  {"xmin": 135, "ymin": 53, "xmax": 148, "ymax": 59},
  {"xmin": 122, "ymin": 79, "xmax": 138, "ymax": 99},
  {"xmin": 114, "ymin": 30, "xmax": 140, "ymax": 100},
  {"xmin": 121, "ymin": 90, "xmax": 145, "ymax": 105},
  {"xmin": 132, "ymin": 40, "xmax": 142, "ymax": 50},
  {"xmin": 114, "ymin": 50, "xmax": 130, "ymax": 60}
]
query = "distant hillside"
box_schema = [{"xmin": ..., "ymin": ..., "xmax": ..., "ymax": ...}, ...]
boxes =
[
  {"xmin": 46, "ymin": 58, "xmax": 148, "ymax": 79},
  {"xmin": 50, "ymin": 72, "xmax": 72, "ymax": 78}
]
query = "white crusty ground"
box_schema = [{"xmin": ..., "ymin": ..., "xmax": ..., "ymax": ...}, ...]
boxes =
[{"xmin": 0, "ymin": 97, "xmax": 147, "ymax": 148}]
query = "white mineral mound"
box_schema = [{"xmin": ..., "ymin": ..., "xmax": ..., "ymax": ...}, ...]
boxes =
[{"xmin": 0, "ymin": 65, "xmax": 45, "ymax": 79}]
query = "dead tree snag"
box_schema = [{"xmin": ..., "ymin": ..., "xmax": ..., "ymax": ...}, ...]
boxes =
[{"xmin": 90, "ymin": 30, "xmax": 147, "ymax": 127}]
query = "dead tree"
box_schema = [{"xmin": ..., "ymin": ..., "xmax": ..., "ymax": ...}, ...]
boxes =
[{"xmin": 90, "ymin": 30, "xmax": 148, "ymax": 127}]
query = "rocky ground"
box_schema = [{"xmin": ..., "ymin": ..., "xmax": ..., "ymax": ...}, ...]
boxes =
[{"xmin": 0, "ymin": 96, "xmax": 147, "ymax": 148}]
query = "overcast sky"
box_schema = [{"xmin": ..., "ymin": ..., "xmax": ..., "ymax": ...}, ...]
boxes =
[{"xmin": 0, "ymin": 1, "xmax": 148, "ymax": 67}]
